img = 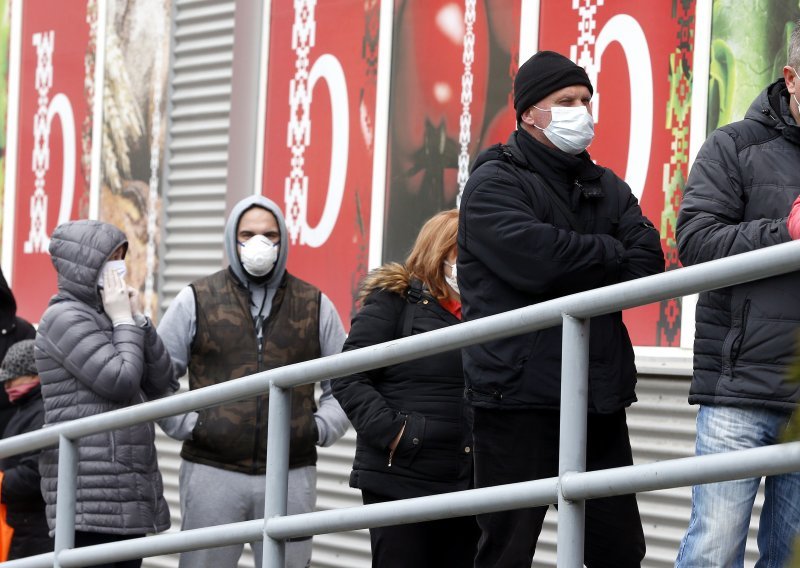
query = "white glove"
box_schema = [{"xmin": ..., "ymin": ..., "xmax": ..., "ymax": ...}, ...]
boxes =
[
  {"xmin": 101, "ymin": 268, "xmax": 134, "ymax": 326},
  {"xmin": 127, "ymin": 285, "xmax": 148, "ymax": 326},
  {"xmin": 127, "ymin": 286, "xmax": 144, "ymax": 317}
]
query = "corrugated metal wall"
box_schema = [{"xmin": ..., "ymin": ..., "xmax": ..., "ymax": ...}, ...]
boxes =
[
  {"xmin": 147, "ymin": 2, "xmax": 768, "ymax": 568},
  {"xmin": 145, "ymin": 0, "xmax": 236, "ymax": 567}
]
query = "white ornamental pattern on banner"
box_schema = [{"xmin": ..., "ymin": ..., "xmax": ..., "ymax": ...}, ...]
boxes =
[
  {"xmin": 569, "ymin": 0, "xmax": 652, "ymax": 201},
  {"xmin": 25, "ymin": 30, "xmax": 76, "ymax": 255},
  {"xmin": 571, "ymin": 0, "xmax": 603, "ymax": 95},
  {"xmin": 456, "ymin": 0, "xmax": 477, "ymax": 207},
  {"xmin": 284, "ymin": 0, "xmax": 350, "ymax": 248}
]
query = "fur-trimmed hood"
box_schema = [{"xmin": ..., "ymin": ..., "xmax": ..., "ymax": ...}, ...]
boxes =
[{"xmin": 358, "ymin": 263, "xmax": 412, "ymax": 303}]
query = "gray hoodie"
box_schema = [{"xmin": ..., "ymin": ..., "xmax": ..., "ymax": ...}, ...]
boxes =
[{"xmin": 158, "ymin": 195, "xmax": 349, "ymax": 447}]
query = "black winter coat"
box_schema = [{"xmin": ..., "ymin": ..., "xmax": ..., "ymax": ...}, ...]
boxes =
[
  {"xmin": 677, "ymin": 79, "xmax": 800, "ymax": 410},
  {"xmin": 0, "ymin": 268, "xmax": 36, "ymax": 436},
  {"xmin": 458, "ymin": 129, "xmax": 664, "ymax": 413},
  {"xmin": 0, "ymin": 385, "xmax": 52, "ymax": 558},
  {"xmin": 332, "ymin": 278, "xmax": 473, "ymax": 500}
]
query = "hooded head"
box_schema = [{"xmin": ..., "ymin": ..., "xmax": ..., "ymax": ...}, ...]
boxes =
[
  {"xmin": 48, "ymin": 220, "xmax": 128, "ymax": 306},
  {"xmin": 224, "ymin": 195, "xmax": 288, "ymax": 288},
  {"xmin": 0, "ymin": 268, "xmax": 17, "ymax": 329}
]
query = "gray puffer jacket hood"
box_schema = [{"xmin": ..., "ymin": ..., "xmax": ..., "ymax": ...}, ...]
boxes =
[
  {"xmin": 36, "ymin": 219, "xmax": 174, "ymax": 535},
  {"xmin": 48, "ymin": 219, "xmax": 128, "ymax": 308}
]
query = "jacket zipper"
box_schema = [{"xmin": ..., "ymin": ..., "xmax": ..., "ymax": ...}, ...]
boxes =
[
  {"xmin": 387, "ymin": 418, "xmax": 407, "ymax": 467},
  {"xmin": 252, "ymin": 325, "xmax": 264, "ymax": 474},
  {"xmin": 731, "ymin": 299, "xmax": 751, "ymax": 368}
]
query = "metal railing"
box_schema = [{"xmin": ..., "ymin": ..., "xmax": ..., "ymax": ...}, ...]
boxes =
[{"xmin": 4, "ymin": 240, "xmax": 800, "ymax": 567}]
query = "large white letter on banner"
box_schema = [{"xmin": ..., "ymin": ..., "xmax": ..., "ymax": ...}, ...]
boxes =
[
  {"xmin": 284, "ymin": 0, "xmax": 350, "ymax": 249},
  {"xmin": 593, "ymin": 14, "xmax": 652, "ymax": 201},
  {"xmin": 302, "ymin": 55, "xmax": 349, "ymax": 248}
]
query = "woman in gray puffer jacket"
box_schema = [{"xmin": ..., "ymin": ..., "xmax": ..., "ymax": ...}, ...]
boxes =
[{"xmin": 35, "ymin": 220, "xmax": 176, "ymax": 566}]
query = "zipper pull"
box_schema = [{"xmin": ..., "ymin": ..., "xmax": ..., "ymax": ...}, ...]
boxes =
[{"xmin": 256, "ymin": 315, "xmax": 264, "ymax": 369}]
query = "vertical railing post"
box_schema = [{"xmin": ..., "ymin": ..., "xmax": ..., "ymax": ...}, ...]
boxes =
[
  {"xmin": 53, "ymin": 434, "xmax": 78, "ymax": 568},
  {"xmin": 557, "ymin": 314, "xmax": 590, "ymax": 568},
  {"xmin": 263, "ymin": 382, "xmax": 292, "ymax": 568}
]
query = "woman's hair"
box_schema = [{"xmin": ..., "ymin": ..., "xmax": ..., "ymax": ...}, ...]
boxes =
[{"xmin": 405, "ymin": 209, "xmax": 459, "ymax": 301}]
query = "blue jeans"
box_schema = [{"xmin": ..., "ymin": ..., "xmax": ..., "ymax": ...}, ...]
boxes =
[{"xmin": 675, "ymin": 405, "xmax": 800, "ymax": 568}]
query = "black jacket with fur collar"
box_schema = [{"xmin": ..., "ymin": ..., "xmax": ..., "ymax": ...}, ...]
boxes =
[{"xmin": 332, "ymin": 265, "xmax": 473, "ymax": 499}]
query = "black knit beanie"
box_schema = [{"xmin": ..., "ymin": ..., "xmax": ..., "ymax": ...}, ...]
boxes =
[{"xmin": 513, "ymin": 51, "xmax": 594, "ymax": 123}]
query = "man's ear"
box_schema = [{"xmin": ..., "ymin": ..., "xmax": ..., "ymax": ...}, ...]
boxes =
[
  {"xmin": 520, "ymin": 107, "xmax": 536, "ymax": 127},
  {"xmin": 784, "ymin": 66, "xmax": 798, "ymax": 94}
]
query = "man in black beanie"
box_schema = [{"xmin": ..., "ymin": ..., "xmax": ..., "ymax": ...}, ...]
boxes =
[{"xmin": 457, "ymin": 50, "xmax": 663, "ymax": 567}]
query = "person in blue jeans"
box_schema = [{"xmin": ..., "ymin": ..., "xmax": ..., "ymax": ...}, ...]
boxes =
[{"xmin": 675, "ymin": 21, "xmax": 800, "ymax": 567}]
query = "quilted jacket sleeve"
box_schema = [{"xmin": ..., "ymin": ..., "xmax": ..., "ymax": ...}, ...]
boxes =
[
  {"xmin": 140, "ymin": 319, "xmax": 179, "ymax": 400},
  {"xmin": 37, "ymin": 302, "xmax": 146, "ymax": 402},
  {"xmin": 332, "ymin": 290, "xmax": 407, "ymax": 450},
  {"xmin": 677, "ymin": 129, "xmax": 790, "ymax": 266}
]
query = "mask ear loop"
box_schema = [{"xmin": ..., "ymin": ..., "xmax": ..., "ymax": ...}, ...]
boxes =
[
  {"xmin": 791, "ymin": 68, "xmax": 800, "ymax": 111},
  {"xmin": 531, "ymin": 105, "xmax": 552, "ymax": 131}
]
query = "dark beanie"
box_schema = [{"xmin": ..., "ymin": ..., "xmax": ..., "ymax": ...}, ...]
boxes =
[
  {"xmin": 513, "ymin": 51, "xmax": 593, "ymax": 122},
  {"xmin": 0, "ymin": 339, "xmax": 36, "ymax": 383}
]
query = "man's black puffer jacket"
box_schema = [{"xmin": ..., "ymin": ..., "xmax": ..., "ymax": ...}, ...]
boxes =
[
  {"xmin": 332, "ymin": 265, "xmax": 473, "ymax": 500},
  {"xmin": 458, "ymin": 128, "xmax": 664, "ymax": 413},
  {"xmin": 676, "ymin": 79, "xmax": 800, "ymax": 410}
]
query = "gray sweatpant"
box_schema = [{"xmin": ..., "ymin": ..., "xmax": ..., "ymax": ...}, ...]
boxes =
[{"xmin": 178, "ymin": 460, "xmax": 316, "ymax": 568}]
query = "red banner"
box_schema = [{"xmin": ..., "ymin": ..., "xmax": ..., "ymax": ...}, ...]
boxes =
[
  {"xmin": 539, "ymin": 0, "xmax": 696, "ymax": 346},
  {"xmin": 383, "ymin": 0, "xmax": 521, "ymax": 263},
  {"xmin": 9, "ymin": 0, "xmax": 94, "ymax": 322},
  {"xmin": 261, "ymin": 0, "xmax": 381, "ymax": 328}
]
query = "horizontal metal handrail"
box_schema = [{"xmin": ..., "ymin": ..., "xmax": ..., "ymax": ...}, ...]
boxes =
[
  {"xmin": 266, "ymin": 439, "xmax": 800, "ymax": 539},
  {"xmin": 6, "ymin": 440, "xmax": 800, "ymax": 566},
  {"xmin": 2, "ymin": 240, "xmax": 800, "ymax": 460},
  {"xmin": 4, "ymin": 240, "xmax": 800, "ymax": 566}
]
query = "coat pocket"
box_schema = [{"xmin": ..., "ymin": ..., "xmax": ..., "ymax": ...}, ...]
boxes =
[
  {"xmin": 387, "ymin": 411, "xmax": 425, "ymax": 469},
  {"xmin": 721, "ymin": 298, "xmax": 750, "ymax": 373}
]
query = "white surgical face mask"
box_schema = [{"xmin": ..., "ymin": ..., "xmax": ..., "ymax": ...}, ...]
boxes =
[
  {"xmin": 239, "ymin": 235, "xmax": 279, "ymax": 277},
  {"xmin": 444, "ymin": 261, "xmax": 459, "ymax": 296},
  {"xmin": 97, "ymin": 260, "xmax": 127, "ymax": 288},
  {"xmin": 533, "ymin": 104, "xmax": 594, "ymax": 155}
]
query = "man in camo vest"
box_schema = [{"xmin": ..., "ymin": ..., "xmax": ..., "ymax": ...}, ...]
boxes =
[{"xmin": 158, "ymin": 195, "xmax": 349, "ymax": 568}]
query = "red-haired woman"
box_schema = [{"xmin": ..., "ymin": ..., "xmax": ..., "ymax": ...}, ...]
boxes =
[{"xmin": 332, "ymin": 209, "xmax": 478, "ymax": 568}]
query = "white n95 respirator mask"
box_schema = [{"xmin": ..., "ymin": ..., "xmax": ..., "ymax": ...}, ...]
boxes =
[{"xmin": 239, "ymin": 235, "xmax": 279, "ymax": 277}]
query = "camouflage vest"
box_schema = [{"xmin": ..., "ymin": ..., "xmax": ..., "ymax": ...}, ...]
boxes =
[{"xmin": 181, "ymin": 269, "xmax": 321, "ymax": 473}]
